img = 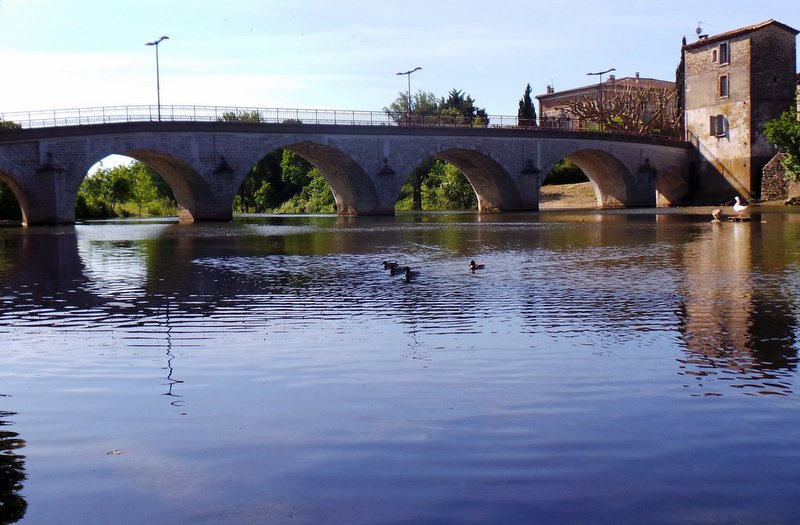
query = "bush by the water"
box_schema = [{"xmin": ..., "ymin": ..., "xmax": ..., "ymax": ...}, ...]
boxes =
[{"xmin": 544, "ymin": 159, "xmax": 588, "ymax": 185}]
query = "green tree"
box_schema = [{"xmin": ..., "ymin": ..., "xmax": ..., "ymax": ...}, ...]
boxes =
[
  {"xmin": 385, "ymin": 88, "xmax": 488, "ymax": 127},
  {"xmin": 234, "ymin": 150, "xmax": 283, "ymax": 213},
  {"xmin": 675, "ymin": 36, "xmax": 687, "ymax": 136},
  {"xmin": 106, "ymin": 167, "xmax": 133, "ymax": 212},
  {"xmin": 442, "ymin": 89, "xmax": 488, "ymax": 126},
  {"xmin": 76, "ymin": 170, "xmax": 113, "ymax": 219},
  {"xmin": 275, "ymin": 168, "xmax": 335, "ymax": 213},
  {"xmin": 426, "ymin": 160, "xmax": 476, "ymax": 209},
  {"xmin": 129, "ymin": 164, "xmax": 159, "ymax": 217},
  {"xmin": 0, "ymin": 119, "xmax": 21, "ymax": 130},
  {"xmin": 396, "ymin": 158, "xmax": 478, "ymax": 211},
  {"xmin": 220, "ymin": 110, "xmax": 261, "ymax": 123},
  {"xmin": 518, "ymin": 83, "xmax": 537, "ymax": 127},
  {"xmin": 77, "ymin": 161, "xmax": 168, "ymax": 218},
  {"xmin": 764, "ymin": 109, "xmax": 800, "ymax": 182},
  {"xmin": 233, "ymin": 149, "xmax": 336, "ymax": 214},
  {"xmin": 280, "ymin": 150, "xmax": 314, "ymax": 191},
  {"xmin": 544, "ymin": 159, "xmax": 588, "ymax": 185},
  {"xmin": 403, "ymin": 158, "xmax": 438, "ymax": 210},
  {"xmin": 385, "ymin": 90, "xmax": 441, "ymax": 125},
  {"xmin": 79, "ymin": 167, "xmax": 123, "ymax": 213}
]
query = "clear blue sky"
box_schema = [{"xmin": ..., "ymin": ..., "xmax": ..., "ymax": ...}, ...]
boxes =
[{"xmin": 1, "ymin": 0, "xmax": 798, "ymax": 116}]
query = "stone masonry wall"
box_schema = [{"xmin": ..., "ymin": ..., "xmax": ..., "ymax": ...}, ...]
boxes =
[{"xmin": 762, "ymin": 152, "xmax": 800, "ymax": 202}]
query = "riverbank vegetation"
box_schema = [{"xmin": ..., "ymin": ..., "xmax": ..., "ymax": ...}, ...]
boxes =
[
  {"xmin": 77, "ymin": 162, "xmax": 177, "ymax": 219},
  {"xmin": 765, "ymin": 108, "xmax": 800, "ymax": 182}
]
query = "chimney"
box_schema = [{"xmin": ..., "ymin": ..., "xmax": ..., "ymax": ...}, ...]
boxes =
[
  {"xmin": 609, "ymin": 74, "xmax": 616, "ymax": 85},
  {"xmin": 635, "ymin": 72, "xmax": 640, "ymax": 81},
  {"xmin": 547, "ymin": 85, "xmax": 554, "ymax": 94}
]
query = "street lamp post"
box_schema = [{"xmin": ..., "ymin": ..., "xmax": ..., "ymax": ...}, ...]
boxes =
[
  {"xmin": 396, "ymin": 67, "xmax": 421, "ymax": 123},
  {"xmin": 586, "ymin": 67, "xmax": 615, "ymax": 131},
  {"xmin": 146, "ymin": 35, "xmax": 169, "ymax": 121}
]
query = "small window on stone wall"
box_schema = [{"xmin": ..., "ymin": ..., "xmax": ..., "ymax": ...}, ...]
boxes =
[
  {"xmin": 710, "ymin": 114, "xmax": 727, "ymax": 137},
  {"xmin": 712, "ymin": 49, "xmax": 718, "ymax": 63},
  {"xmin": 719, "ymin": 42, "xmax": 730, "ymax": 64},
  {"xmin": 719, "ymin": 75, "xmax": 729, "ymax": 97}
]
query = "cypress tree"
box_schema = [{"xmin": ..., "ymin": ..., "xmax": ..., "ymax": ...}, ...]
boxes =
[{"xmin": 518, "ymin": 83, "xmax": 537, "ymax": 127}]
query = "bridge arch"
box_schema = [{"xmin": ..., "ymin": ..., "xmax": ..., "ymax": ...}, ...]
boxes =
[
  {"xmin": 544, "ymin": 148, "xmax": 640, "ymax": 208},
  {"xmin": 244, "ymin": 139, "xmax": 385, "ymax": 215},
  {"xmin": 405, "ymin": 147, "xmax": 523, "ymax": 212},
  {"xmin": 0, "ymin": 159, "xmax": 35, "ymax": 225},
  {"xmin": 655, "ymin": 163, "xmax": 691, "ymax": 206},
  {"xmin": 83, "ymin": 141, "xmax": 216, "ymax": 222}
]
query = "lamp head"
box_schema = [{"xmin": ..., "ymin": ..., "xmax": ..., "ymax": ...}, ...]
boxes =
[{"xmin": 146, "ymin": 36, "xmax": 170, "ymax": 46}]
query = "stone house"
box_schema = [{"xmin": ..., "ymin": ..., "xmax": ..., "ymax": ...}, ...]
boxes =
[
  {"xmin": 682, "ymin": 19, "xmax": 798, "ymax": 202},
  {"xmin": 535, "ymin": 74, "xmax": 675, "ymax": 130}
]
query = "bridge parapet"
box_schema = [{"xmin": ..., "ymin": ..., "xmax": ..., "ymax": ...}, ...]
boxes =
[{"xmin": 0, "ymin": 104, "xmax": 681, "ymax": 141}]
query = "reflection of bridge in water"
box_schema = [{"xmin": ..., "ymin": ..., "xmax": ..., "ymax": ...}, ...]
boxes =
[
  {"xmin": 0, "ymin": 215, "xmax": 797, "ymax": 396},
  {"xmin": 0, "ymin": 105, "xmax": 692, "ymax": 225}
]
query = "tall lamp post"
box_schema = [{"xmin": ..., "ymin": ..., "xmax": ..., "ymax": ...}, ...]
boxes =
[
  {"xmin": 586, "ymin": 67, "xmax": 615, "ymax": 131},
  {"xmin": 146, "ymin": 35, "xmax": 169, "ymax": 121},
  {"xmin": 396, "ymin": 66, "xmax": 421, "ymax": 122}
]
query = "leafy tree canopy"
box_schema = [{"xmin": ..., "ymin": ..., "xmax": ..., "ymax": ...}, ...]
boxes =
[
  {"xmin": 220, "ymin": 110, "xmax": 261, "ymax": 123},
  {"xmin": 384, "ymin": 88, "xmax": 488, "ymax": 127},
  {"xmin": 764, "ymin": 109, "xmax": 800, "ymax": 182},
  {"xmin": 77, "ymin": 161, "xmax": 175, "ymax": 219},
  {"xmin": 0, "ymin": 119, "xmax": 22, "ymax": 130}
]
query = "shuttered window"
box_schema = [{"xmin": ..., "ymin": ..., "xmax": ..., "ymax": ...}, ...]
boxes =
[
  {"xmin": 719, "ymin": 75, "xmax": 729, "ymax": 97},
  {"xmin": 709, "ymin": 114, "xmax": 727, "ymax": 137}
]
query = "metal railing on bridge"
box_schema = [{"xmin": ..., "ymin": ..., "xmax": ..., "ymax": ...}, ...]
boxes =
[
  {"xmin": 0, "ymin": 104, "xmax": 680, "ymax": 140},
  {"xmin": 0, "ymin": 105, "xmax": 517, "ymax": 129}
]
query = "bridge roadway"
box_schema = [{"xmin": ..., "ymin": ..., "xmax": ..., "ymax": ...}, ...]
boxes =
[{"xmin": 0, "ymin": 117, "xmax": 691, "ymax": 225}]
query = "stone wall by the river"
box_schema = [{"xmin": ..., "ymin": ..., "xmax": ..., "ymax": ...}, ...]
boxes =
[{"xmin": 761, "ymin": 152, "xmax": 800, "ymax": 203}]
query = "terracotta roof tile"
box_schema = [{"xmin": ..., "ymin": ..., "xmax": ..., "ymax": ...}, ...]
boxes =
[{"xmin": 684, "ymin": 19, "xmax": 799, "ymax": 50}]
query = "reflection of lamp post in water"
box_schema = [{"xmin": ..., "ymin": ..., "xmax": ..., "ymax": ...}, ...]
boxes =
[
  {"xmin": 145, "ymin": 35, "xmax": 169, "ymax": 121},
  {"xmin": 396, "ymin": 67, "xmax": 421, "ymax": 122},
  {"xmin": 161, "ymin": 300, "xmax": 184, "ymax": 409},
  {"xmin": 586, "ymin": 67, "xmax": 615, "ymax": 131}
]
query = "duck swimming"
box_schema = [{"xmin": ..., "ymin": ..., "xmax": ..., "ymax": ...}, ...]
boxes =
[
  {"xmin": 469, "ymin": 260, "xmax": 484, "ymax": 271},
  {"xmin": 404, "ymin": 266, "xmax": 419, "ymax": 282},
  {"xmin": 382, "ymin": 260, "xmax": 399, "ymax": 270}
]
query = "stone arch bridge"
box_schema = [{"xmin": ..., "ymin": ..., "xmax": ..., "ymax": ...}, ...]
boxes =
[{"xmin": 0, "ymin": 120, "xmax": 691, "ymax": 225}]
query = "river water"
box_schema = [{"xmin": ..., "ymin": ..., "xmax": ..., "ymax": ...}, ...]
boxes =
[{"xmin": 1, "ymin": 208, "xmax": 799, "ymax": 524}]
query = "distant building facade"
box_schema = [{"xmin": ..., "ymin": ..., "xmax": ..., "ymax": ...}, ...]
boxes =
[
  {"xmin": 535, "ymin": 74, "xmax": 675, "ymax": 131},
  {"xmin": 683, "ymin": 19, "xmax": 798, "ymax": 200}
]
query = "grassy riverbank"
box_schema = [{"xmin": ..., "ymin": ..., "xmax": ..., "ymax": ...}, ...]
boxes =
[{"xmin": 539, "ymin": 182, "xmax": 597, "ymax": 209}]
